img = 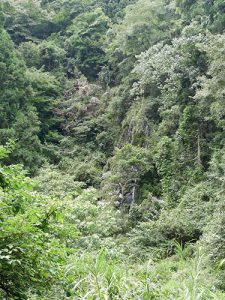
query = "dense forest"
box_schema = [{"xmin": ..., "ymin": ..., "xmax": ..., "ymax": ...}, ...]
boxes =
[{"xmin": 0, "ymin": 0, "xmax": 225, "ymax": 299}]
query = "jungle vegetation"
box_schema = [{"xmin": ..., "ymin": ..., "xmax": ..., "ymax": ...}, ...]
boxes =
[{"xmin": 0, "ymin": 0, "xmax": 225, "ymax": 299}]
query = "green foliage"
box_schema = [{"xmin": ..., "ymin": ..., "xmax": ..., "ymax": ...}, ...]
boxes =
[
  {"xmin": 3, "ymin": 0, "xmax": 57, "ymax": 43},
  {"xmin": 0, "ymin": 146, "xmax": 71, "ymax": 299},
  {"xmin": 106, "ymin": 0, "xmax": 177, "ymax": 82},
  {"xmin": 195, "ymin": 34, "xmax": 225, "ymax": 133},
  {"xmin": 176, "ymin": 0, "xmax": 225, "ymax": 33},
  {"xmin": 127, "ymin": 182, "xmax": 217, "ymax": 260},
  {"xmin": 18, "ymin": 41, "xmax": 40, "ymax": 68},
  {"xmin": 65, "ymin": 8, "xmax": 109, "ymax": 79},
  {"xmin": 1, "ymin": 0, "xmax": 225, "ymax": 298},
  {"xmin": 0, "ymin": 28, "xmax": 44, "ymax": 171},
  {"xmin": 101, "ymin": 144, "xmax": 154, "ymax": 205}
]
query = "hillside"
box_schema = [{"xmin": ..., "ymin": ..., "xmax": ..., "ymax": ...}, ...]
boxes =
[{"xmin": 0, "ymin": 0, "xmax": 225, "ymax": 299}]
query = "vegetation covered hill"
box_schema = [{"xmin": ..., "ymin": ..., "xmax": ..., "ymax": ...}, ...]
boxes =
[{"xmin": 0, "ymin": 0, "xmax": 225, "ymax": 299}]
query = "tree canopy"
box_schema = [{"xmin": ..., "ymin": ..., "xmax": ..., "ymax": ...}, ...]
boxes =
[{"xmin": 0, "ymin": 0, "xmax": 225, "ymax": 298}]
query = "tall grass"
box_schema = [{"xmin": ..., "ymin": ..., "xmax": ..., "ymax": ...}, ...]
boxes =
[{"xmin": 28, "ymin": 245, "xmax": 225, "ymax": 299}]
